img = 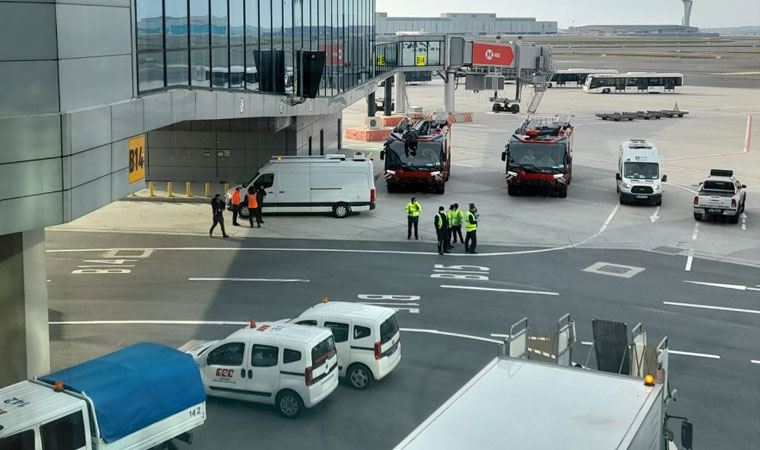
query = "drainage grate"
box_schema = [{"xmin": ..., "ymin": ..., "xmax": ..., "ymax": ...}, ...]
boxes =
[
  {"xmin": 652, "ymin": 246, "xmax": 683, "ymax": 255},
  {"xmin": 583, "ymin": 262, "xmax": 645, "ymax": 279}
]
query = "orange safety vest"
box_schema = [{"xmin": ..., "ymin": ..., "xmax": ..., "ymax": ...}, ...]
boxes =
[
  {"xmin": 247, "ymin": 192, "xmax": 258, "ymax": 209},
  {"xmin": 231, "ymin": 190, "xmax": 241, "ymax": 205}
]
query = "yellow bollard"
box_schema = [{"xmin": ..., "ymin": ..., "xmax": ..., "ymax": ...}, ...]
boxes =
[
  {"xmin": 204, "ymin": 182, "xmax": 210, "ymax": 198},
  {"xmin": 148, "ymin": 181, "xmax": 155, "ymax": 197},
  {"xmin": 167, "ymin": 181, "xmax": 174, "ymax": 197},
  {"xmin": 186, "ymin": 181, "xmax": 192, "ymax": 198}
]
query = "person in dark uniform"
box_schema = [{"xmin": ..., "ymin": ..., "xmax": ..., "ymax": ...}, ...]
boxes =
[
  {"xmin": 434, "ymin": 206, "xmax": 450, "ymax": 255},
  {"xmin": 255, "ymin": 185, "xmax": 267, "ymax": 225},
  {"xmin": 210, "ymin": 194, "xmax": 229, "ymax": 238}
]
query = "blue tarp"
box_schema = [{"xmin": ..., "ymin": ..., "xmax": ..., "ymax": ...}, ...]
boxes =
[{"xmin": 39, "ymin": 343, "xmax": 205, "ymax": 443}]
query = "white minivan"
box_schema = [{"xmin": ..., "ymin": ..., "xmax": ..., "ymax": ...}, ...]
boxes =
[
  {"xmin": 182, "ymin": 322, "xmax": 339, "ymax": 418},
  {"xmin": 616, "ymin": 139, "xmax": 667, "ymax": 205},
  {"xmin": 227, "ymin": 153, "xmax": 376, "ymax": 218},
  {"xmin": 292, "ymin": 301, "xmax": 402, "ymax": 390}
]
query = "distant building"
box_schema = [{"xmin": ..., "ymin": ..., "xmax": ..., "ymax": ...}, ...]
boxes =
[
  {"xmin": 569, "ymin": 24, "xmax": 706, "ymax": 36},
  {"xmin": 376, "ymin": 12, "xmax": 557, "ymax": 36}
]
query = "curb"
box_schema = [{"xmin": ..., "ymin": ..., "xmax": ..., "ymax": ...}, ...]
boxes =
[{"xmin": 122, "ymin": 195, "xmax": 210, "ymax": 204}]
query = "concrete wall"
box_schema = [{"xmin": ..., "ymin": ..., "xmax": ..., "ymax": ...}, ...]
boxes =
[{"xmin": 147, "ymin": 112, "xmax": 342, "ymax": 183}]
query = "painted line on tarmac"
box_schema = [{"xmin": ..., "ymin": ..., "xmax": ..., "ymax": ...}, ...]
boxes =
[
  {"xmin": 684, "ymin": 280, "xmax": 760, "ymax": 292},
  {"xmin": 685, "ymin": 222, "xmax": 699, "ymax": 272},
  {"xmin": 663, "ymin": 301, "xmax": 760, "ymax": 315},
  {"xmin": 663, "ymin": 182, "xmax": 697, "ymax": 195},
  {"xmin": 751, "ymin": 360, "xmax": 760, "ymax": 365},
  {"xmin": 668, "ymin": 350, "xmax": 720, "ymax": 359},
  {"xmin": 598, "ymin": 204, "xmax": 620, "ymax": 234},
  {"xmin": 188, "ymin": 277, "xmax": 309, "ymax": 283},
  {"xmin": 441, "ymin": 285, "xmax": 559, "ymax": 296}
]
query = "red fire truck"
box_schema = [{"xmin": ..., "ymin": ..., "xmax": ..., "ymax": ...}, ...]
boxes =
[
  {"xmin": 380, "ymin": 116, "xmax": 451, "ymax": 194},
  {"xmin": 501, "ymin": 116, "xmax": 574, "ymax": 197}
]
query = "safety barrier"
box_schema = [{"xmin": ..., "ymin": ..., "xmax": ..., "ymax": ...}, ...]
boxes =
[
  {"xmin": 132, "ymin": 181, "xmax": 230, "ymax": 202},
  {"xmin": 344, "ymin": 128, "xmax": 392, "ymax": 142},
  {"xmin": 447, "ymin": 112, "xmax": 474, "ymax": 123}
]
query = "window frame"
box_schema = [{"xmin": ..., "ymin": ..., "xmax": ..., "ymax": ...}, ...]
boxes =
[
  {"xmin": 251, "ymin": 344, "xmax": 280, "ymax": 367},
  {"xmin": 206, "ymin": 342, "xmax": 246, "ymax": 366},
  {"xmin": 324, "ymin": 321, "xmax": 349, "ymax": 343},
  {"xmin": 39, "ymin": 411, "xmax": 87, "ymax": 450}
]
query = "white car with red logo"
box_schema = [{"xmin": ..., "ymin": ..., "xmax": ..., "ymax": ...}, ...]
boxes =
[{"xmin": 181, "ymin": 322, "xmax": 339, "ymax": 418}]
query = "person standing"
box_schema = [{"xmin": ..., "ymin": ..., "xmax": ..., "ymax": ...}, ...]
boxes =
[
  {"xmin": 434, "ymin": 206, "xmax": 450, "ymax": 255},
  {"xmin": 464, "ymin": 203, "xmax": 478, "ymax": 254},
  {"xmin": 209, "ymin": 194, "xmax": 229, "ymax": 238},
  {"xmin": 255, "ymin": 185, "xmax": 267, "ymax": 225},
  {"xmin": 405, "ymin": 197, "xmax": 421, "ymax": 240},
  {"xmin": 245, "ymin": 187, "xmax": 260, "ymax": 228},
  {"xmin": 451, "ymin": 203, "xmax": 464, "ymax": 244},
  {"xmin": 231, "ymin": 186, "xmax": 242, "ymax": 226}
]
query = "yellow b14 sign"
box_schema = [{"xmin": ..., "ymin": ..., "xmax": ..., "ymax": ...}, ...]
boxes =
[
  {"xmin": 416, "ymin": 55, "xmax": 426, "ymax": 66},
  {"xmin": 128, "ymin": 135, "xmax": 146, "ymax": 184}
]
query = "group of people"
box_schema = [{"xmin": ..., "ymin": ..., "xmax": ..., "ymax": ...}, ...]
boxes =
[
  {"xmin": 405, "ymin": 198, "xmax": 479, "ymax": 255},
  {"xmin": 209, "ymin": 185, "xmax": 266, "ymax": 238}
]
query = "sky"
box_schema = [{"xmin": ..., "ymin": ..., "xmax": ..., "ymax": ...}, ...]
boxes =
[{"xmin": 376, "ymin": 0, "xmax": 760, "ymax": 29}]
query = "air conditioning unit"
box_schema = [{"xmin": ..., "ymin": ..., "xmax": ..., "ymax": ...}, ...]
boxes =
[{"xmin": 367, "ymin": 117, "xmax": 380, "ymax": 129}]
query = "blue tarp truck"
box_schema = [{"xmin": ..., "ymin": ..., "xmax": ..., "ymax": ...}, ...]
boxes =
[{"xmin": 0, "ymin": 343, "xmax": 206, "ymax": 450}]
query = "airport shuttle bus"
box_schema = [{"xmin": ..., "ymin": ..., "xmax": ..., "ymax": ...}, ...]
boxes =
[
  {"xmin": 583, "ymin": 72, "xmax": 684, "ymax": 94},
  {"xmin": 548, "ymin": 68, "xmax": 618, "ymax": 88}
]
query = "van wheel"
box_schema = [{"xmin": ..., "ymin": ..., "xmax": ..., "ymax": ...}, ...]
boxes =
[
  {"xmin": 510, "ymin": 104, "xmax": 520, "ymax": 114},
  {"xmin": 333, "ymin": 203, "xmax": 350, "ymax": 218},
  {"xmin": 276, "ymin": 390, "xmax": 304, "ymax": 418},
  {"xmin": 693, "ymin": 213, "xmax": 703, "ymax": 221},
  {"xmin": 347, "ymin": 364, "xmax": 373, "ymax": 390},
  {"xmin": 619, "ymin": 195, "xmax": 626, "ymax": 205},
  {"xmin": 238, "ymin": 205, "xmax": 250, "ymax": 219}
]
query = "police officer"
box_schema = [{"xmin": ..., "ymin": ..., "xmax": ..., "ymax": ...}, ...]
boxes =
[
  {"xmin": 209, "ymin": 194, "xmax": 229, "ymax": 238},
  {"xmin": 245, "ymin": 187, "xmax": 260, "ymax": 228},
  {"xmin": 464, "ymin": 203, "xmax": 478, "ymax": 254},
  {"xmin": 405, "ymin": 197, "xmax": 421, "ymax": 240},
  {"xmin": 231, "ymin": 187, "xmax": 242, "ymax": 226},
  {"xmin": 434, "ymin": 206, "xmax": 450, "ymax": 255}
]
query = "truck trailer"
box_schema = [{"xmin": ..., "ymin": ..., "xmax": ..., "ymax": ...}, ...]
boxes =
[
  {"xmin": 394, "ymin": 315, "xmax": 693, "ymax": 450},
  {"xmin": 0, "ymin": 343, "xmax": 206, "ymax": 450}
]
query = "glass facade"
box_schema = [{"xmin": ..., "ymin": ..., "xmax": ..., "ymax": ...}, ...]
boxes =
[{"xmin": 136, "ymin": 0, "xmax": 376, "ymax": 96}]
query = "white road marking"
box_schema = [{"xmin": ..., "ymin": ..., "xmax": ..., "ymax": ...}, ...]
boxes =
[
  {"xmin": 440, "ymin": 285, "xmax": 559, "ymax": 296},
  {"xmin": 741, "ymin": 212, "xmax": 747, "ymax": 231},
  {"xmin": 490, "ymin": 333, "xmax": 510, "ymax": 338},
  {"xmin": 399, "ymin": 328, "xmax": 503, "ymax": 344},
  {"xmin": 77, "ymin": 265, "xmax": 136, "ymax": 268},
  {"xmin": 663, "ymin": 182, "xmax": 697, "ymax": 195},
  {"xmin": 188, "ymin": 277, "xmax": 309, "ymax": 282},
  {"xmin": 357, "ymin": 302, "xmax": 420, "ymax": 307},
  {"xmin": 751, "ymin": 360, "xmax": 760, "ymax": 365},
  {"xmin": 50, "ymin": 320, "xmax": 249, "ymax": 326},
  {"xmin": 433, "ymin": 269, "xmax": 492, "ymax": 274},
  {"xmin": 598, "ymin": 204, "xmax": 620, "ymax": 234},
  {"xmin": 684, "ymin": 280, "xmax": 760, "ymax": 291},
  {"xmin": 664, "ymin": 301, "xmax": 760, "ymax": 315},
  {"xmin": 650, "ymin": 207, "xmax": 661, "ymax": 223},
  {"xmin": 668, "ymin": 350, "xmax": 720, "ymax": 359},
  {"xmin": 692, "ymin": 222, "xmax": 700, "ymax": 241},
  {"xmin": 744, "ymin": 114, "xmax": 752, "ymax": 153},
  {"xmin": 686, "ymin": 222, "xmax": 699, "ymax": 272},
  {"xmin": 581, "ymin": 341, "xmax": 593, "ymax": 346}
]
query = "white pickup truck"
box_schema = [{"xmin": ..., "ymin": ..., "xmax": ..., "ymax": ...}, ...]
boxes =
[{"xmin": 693, "ymin": 169, "xmax": 747, "ymax": 223}]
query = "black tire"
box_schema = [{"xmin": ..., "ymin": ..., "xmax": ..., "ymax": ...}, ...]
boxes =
[
  {"xmin": 729, "ymin": 214, "xmax": 740, "ymax": 224},
  {"xmin": 507, "ymin": 185, "xmax": 517, "ymax": 196},
  {"xmin": 434, "ymin": 183, "xmax": 445, "ymax": 195},
  {"xmin": 694, "ymin": 212, "xmax": 703, "ymax": 221},
  {"xmin": 347, "ymin": 364, "xmax": 373, "ymax": 390},
  {"xmin": 740, "ymin": 200, "xmax": 746, "ymax": 214},
  {"xmin": 492, "ymin": 103, "xmax": 501, "ymax": 113},
  {"xmin": 510, "ymin": 104, "xmax": 520, "ymax": 114},
  {"xmin": 276, "ymin": 390, "xmax": 304, "ymax": 418},
  {"xmin": 558, "ymin": 186, "xmax": 568, "ymax": 198},
  {"xmin": 547, "ymin": 83, "xmax": 553, "ymax": 88},
  {"xmin": 619, "ymin": 195, "xmax": 626, "ymax": 205},
  {"xmin": 238, "ymin": 205, "xmax": 250, "ymax": 219},
  {"xmin": 386, "ymin": 183, "xmax": 397, "ymax": 194},
  {"xmin": 655, "ymin": 198, "xmax": 662, "ymax": 206},
  {"xmin": 333, "ymin": 202, "xmax": 350, "ymax": 218},
  {"xmin": 602, "ymin": 88, "xmax": 611, "ymax": 94}
]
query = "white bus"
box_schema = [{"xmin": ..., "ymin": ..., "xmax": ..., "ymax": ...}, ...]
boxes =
[
  {"xmin": 548, "ymin": 68, "xmax": 618, "ymax": 88},
  {"xmin": 583, "ymin": 72, "xmax": 684, "ymax": 94}
]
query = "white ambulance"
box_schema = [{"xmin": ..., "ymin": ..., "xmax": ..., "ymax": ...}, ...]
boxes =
[
  {"xmin": 182, "ymin": 322, "xmax": 339, "ymax": 418},
  {"xmin": 616, "ymin": 139, "xmax": 667, "ymax": 205}
]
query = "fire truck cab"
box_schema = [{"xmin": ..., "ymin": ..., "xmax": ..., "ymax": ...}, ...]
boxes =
[
  {"xmin": 502, "ymin": 116, "xmax": 574, "ymax": 198},
  {"xmin": 380, "ymin": 116, "xmax": 451, "ymax": 195}
]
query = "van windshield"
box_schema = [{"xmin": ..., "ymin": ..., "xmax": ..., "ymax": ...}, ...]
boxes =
[
  {"xmin": 380, "ymin": 314, "xmax": 399, "ymax": 344},
  {"xmin": 311, "ymin": 335, "xmax": 336, "ymax": 369},
  {"xmin": 624, "ymin": 162, "xmax": 659, "ymax": 180}
]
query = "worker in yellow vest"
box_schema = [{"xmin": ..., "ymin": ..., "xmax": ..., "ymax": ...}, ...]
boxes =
[
  {"xmin": 450, "ymin": 203, "xmax": 464, "ymax": 244},
  {"xmin": 405, "ymin": 197, "xmax": 421, "ymax": 240},
  {"xmin": 464, "ymin": 203, "xmax": 478, "ymax": 254},
  {"xmin": 231, "ymin": 187, "xmax": 242, "ymax": 226}
]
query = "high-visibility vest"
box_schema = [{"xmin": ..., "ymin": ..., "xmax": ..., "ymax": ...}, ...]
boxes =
[
  {"xmin": 247, "ymin": 192, "xmax": 258, "ymax": 209},
  {"xmin": 454, "ymin": 209, "xmax": 464, "ymax": 226},
  {"xmin": 406, "ymin": 202, "xmax": 421, "ymax": 217},
  {"xmin": 466, "ymin": 211, "xmax": 477, "ymax": 232},
  {"xmin": 446, "ymin": 210, "xmax": 454, "ymax": 224},
  {"xmin": 231, "ymin": 190, "xmax": 241, "ymax": 205}
]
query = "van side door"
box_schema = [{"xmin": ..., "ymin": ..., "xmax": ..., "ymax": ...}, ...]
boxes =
[
  {"xmin": 323, "ymin": 321, "xmax": 351, "ymax": 373},
  {"xmin": 277, "ymin": 165, "xmax": 311, "ymax": 213},
  {"xmin": 203, "ymin": 341, "xmax": 249, "ymax": 399},
  {"xmin": 247, "ymin": 343, "xmax": 281, "ymax": 400}
]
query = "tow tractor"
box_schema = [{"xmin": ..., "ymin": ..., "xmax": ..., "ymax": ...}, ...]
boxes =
[
  {"xmin": 501, "ymin": 116, "xmax": 574, "ymax": 197},
  {"xmin": 394, "ymin": 315, "xmax": 694, "ymax": 450},
  {"xmin": 380, "ymin": 115, "xmax": 451, "ymax": 194}
]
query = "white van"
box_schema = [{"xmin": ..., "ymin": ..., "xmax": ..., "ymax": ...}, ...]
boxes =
[
  {"xmin": 616, "ymin": 139, "xmax": 667, "ymax": 205},
  {"xmin": 292, "ymin": 302, "xmax": 402, "ymax": 390},
  {"xmin": 182, "ymin": 322, "xmax": 339, "ymax": 418},
  {"xmin": 227, "ymin": 153, "xmax": 376, "ymax": 218}
]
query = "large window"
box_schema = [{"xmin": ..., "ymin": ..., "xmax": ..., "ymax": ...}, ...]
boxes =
[
  {"xmin": 190, "ymin": 0, "xmax": 210, "ymax": 87},
  {"xmin": 40, "ymin": 412, "xmax": 86, "ymax": 450},
  {"xmin": 245, "ymin": 0, "xmax": 259, "ymax": 91}
]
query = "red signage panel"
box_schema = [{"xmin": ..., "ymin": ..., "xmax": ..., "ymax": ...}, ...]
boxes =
[{"xmin": 472, "ymin": 43, "xmax": 515, "ymax": 67}]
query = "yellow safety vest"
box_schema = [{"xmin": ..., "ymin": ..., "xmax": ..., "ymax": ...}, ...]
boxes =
[
  {"xmin": 406, "ymin": 202, "xmax": 421, "ymax": 217},
  {"xmin": 466, "ymin": 211, "xmax": 477, "ymax": 232}
]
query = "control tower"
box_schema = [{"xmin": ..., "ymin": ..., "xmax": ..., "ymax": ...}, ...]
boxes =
[{"xmin": 682, "ymin": 0, "xmax": 693, "ymax": 27}]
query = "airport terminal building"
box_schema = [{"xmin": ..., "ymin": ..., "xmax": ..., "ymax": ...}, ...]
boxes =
[{"xmin": 375, "ymin": 12, "xmax": 557, "ymax": 36}]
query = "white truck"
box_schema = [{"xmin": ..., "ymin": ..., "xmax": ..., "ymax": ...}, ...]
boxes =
[
  {"xmin": 616, "ymin": 139, "xmax": 667, "ymax": 206},
  {"xmin": 394, "ymin": 315, "xmax": 693, "ymax": 450},
  {"xmin": 693, "ymin": 169, "xmax": 747, "ymax": 223},
  {"xmin": 0, "ymin": 343, "xmax": 206, "ymax": 450}
]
